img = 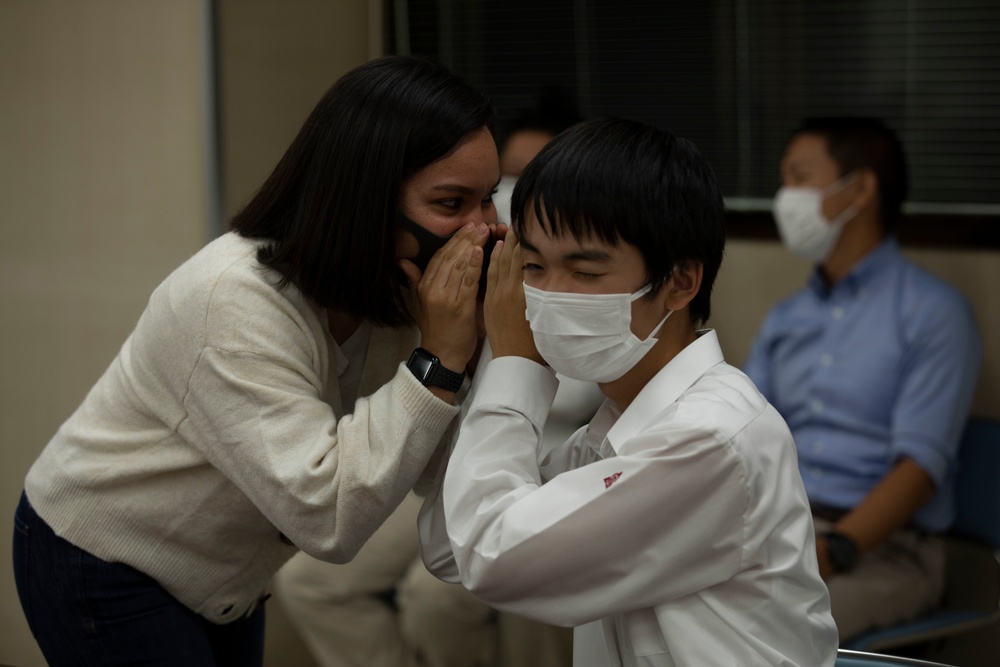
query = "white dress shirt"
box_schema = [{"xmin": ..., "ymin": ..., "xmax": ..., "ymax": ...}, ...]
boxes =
[{"xmin": 419, "ymin": 331, "xmax": 837, "ymax": 666}]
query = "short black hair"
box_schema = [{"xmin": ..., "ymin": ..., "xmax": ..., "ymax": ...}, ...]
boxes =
[
  {"xmin": 511, "ymin": 117, "xmax": 725, "ymax": 326},
  {"xmin": 230, "ymin": 55, "xmax": 494, "ymax": 327},
  {"xmin": 794, "ymin": 117, "xmax": 908, "ymax": 232}
]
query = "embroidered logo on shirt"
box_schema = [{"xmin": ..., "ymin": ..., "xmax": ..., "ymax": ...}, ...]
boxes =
[{"xmin": 604, "ymin": 472, "xmax": 622, "ymax": 489}]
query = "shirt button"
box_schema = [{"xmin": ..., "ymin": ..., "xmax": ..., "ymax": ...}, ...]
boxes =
[
  {"xmin": 811, "ymin": 467, "xmax": 824, "ymax": 478},
  {"xmin": 811, "ymin": 399, "xmax": 824, "ymax": 413},
  {"xmin": 813, "ymin": 441, "xmax": 825, "ymax": 453},
  {"xmin": 831, "ymin": 307, "xmax": 844, "ymax": 320},
  {"xmin": 820, "ymin": 354, "xmax": 833, "ymax": 367}
]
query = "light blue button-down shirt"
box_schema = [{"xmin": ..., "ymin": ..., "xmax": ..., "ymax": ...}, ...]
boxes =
[{"xmin": 744, "ymin": 239, "xmax": 982, "ymax": 533}]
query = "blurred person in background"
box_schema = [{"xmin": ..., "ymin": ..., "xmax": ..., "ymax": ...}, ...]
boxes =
[{"xmin": 744, "ymin": 117, "xmax": 982, "ymax": 642}]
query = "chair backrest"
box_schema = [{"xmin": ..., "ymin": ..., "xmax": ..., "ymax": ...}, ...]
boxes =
[
  {"xmin": 836, "ymin": 649, "xmax": 955, "ymax": 666},
  {"xmin": 951, "ymin": 417, "xmax": 1000, "ymax": 549}
]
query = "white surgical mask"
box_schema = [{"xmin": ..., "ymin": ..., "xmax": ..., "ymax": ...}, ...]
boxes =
[
  {"xmin": 523, "ymin": 283, "xmax": 672, "ymax": 383},
  {"xmin": 772, "ymin": 173, "xmax": 858, "ymax": 263}
]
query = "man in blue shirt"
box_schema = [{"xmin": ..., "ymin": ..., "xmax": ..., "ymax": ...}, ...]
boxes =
[{"xmin": 744, "ymin": 117, "xmax": 982, "ymax": 642}]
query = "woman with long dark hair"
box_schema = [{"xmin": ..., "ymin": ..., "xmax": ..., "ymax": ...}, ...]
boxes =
[{"xmin": 13, "ymin": 55, "xmax": 499, "ymax": 666}]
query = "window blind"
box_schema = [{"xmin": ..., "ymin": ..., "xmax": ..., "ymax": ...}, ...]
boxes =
[{"xmin": 400, "ymin": 0, "xmax": 1000, "ymax": 214}]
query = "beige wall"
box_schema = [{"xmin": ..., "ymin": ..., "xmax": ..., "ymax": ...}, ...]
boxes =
[
  {"xmin": 0, "ymin": 2, "xmax": 212, "ymax": 665},
  {"xmin": 713, "ymin": 240, "xmax": 1000, "ymax": 421},
  {"xmin": 217, "ymin": 0, "xmax": 379, "ymax": 218}
]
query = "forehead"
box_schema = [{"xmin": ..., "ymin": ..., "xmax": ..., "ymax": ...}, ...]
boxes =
[
  {"xmin": 782, "ymin": 133, "xmax": 838, "ymax": 172},
  {"xmin": 520, "ymin": 210, "xmax": 620, "ymax": 256},
  {"xmin": 410, "ymin": 128, "xmax": 499, "ymax": 184}
]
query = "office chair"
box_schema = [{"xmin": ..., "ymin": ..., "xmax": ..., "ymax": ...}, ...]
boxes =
[
  {"xmin": 836, "ymin": 648, "xmax": 955, "ymax": 666},
  {"xmin": 842, "ymin": 418, "xmax": 1000, "ymax": 654}
]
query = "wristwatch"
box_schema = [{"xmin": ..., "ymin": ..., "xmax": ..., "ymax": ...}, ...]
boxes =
[
  {"xmin": 824, "ymin": 531, "xmax": 860, "ymax": 573},
  {"xmin": 406, "ymin": 347, "xmax": 465, "ymax": 393}
]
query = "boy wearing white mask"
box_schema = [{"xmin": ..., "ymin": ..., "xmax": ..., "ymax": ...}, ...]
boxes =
[
  {"xmin": 744, "ymin": 117, "xmax": 982, "ymax": 642},
  {"xmin": 419, "ymin": 118, "xmax": 838, "ymax": 666}
]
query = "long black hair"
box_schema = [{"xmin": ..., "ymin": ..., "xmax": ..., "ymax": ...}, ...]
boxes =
[{"xmin": 231, "ymin": 55, "xmax": 494, "ymax": 326}]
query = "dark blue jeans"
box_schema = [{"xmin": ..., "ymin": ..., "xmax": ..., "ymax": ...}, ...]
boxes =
[{"xmin": 13, "ymin": 491, "xmax": 265, "ymax": 667}]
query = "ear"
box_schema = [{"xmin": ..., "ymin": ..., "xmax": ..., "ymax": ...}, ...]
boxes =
[
  {"xmin": 663, "ymin": 261, "xmax": 703, "ymax": 313},
  {"xmin": 852, "ymin": 168, "xmax": 879, "ymax": 212}
]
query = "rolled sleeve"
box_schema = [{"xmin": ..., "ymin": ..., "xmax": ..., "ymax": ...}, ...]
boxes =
[{"xmin": 891, "ymin": 297, "xmax": 982, "ymax": 489}]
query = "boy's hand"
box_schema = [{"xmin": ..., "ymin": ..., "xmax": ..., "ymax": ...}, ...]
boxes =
[{"xmin": 483, "ymin": 230, "xmax": 545, "ymax": 365}]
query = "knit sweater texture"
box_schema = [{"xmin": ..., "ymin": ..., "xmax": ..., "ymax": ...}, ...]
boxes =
[{"xmin": 25, "ymin": 232, "xmax": 460, "ymax": 623}]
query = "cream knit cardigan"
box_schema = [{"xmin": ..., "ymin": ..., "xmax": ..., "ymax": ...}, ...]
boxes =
[{"xmin": 25, "ymin": 232, "xmax": 460, "ymax": 623}]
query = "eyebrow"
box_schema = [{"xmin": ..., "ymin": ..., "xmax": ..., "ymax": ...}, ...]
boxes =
[
  {"xmin": 520, "ymin": 238, "xmax": 614, "ymax": 263},
  {"xmin": 432, "ymin": 177, "xmax": 503, "ymax": 196},
  {"xmin": 431, "ymin": 184, "xmax": 478, "ymax": 195}
]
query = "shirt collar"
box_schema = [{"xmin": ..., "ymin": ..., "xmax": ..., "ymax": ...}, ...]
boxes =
[
  {"xmin": 604, "ymin": 329, "xmax": 725, "ymax": 453},
  {"xmin": 807, "ymin": 237, "xmax": 901, "ymax": 299}
]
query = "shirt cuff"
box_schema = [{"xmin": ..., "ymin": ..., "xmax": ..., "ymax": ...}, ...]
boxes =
[
  {"xmin": 472, "ymin": 356, "xmax": 559, "ymax": 428},
  {"xmin": 894, "ymin": 432, "xmax": 951, "ymax": 487}
]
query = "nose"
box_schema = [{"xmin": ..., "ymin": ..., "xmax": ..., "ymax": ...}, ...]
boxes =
[{"xmin": 484, "ymin": 200, "xmax": 498, "ymax": 225}]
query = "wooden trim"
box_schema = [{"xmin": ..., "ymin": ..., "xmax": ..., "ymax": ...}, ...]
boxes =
[{"xmin": 725, "ymin": 211, "xmax": 1000, "ymax": 250}]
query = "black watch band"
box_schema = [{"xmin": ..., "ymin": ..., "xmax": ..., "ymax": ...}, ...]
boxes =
[
  {"xmin": 406, "ymin": 347, "xmax": 465, "ymax": 393},
  {"xmin": 824, "ymin": 531, "xmax": 860, "ymax": 574}
]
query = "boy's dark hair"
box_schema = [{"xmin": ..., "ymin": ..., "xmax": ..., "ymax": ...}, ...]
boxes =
[
  {"xmin": 794, "ymin": 117, "xmax": 908, "ymax": 232},
  {"xmin": 511, "ymin": 117, "xmax": 725, "ymax": 326},
  {"xmin": 231, "ymin": 55, "xmax": 493, "ymax": 327}
]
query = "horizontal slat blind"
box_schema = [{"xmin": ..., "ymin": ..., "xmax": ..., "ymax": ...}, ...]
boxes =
[{"xmin": 403, "ymin": 0, "xmax": 1000, "ymax": 210}]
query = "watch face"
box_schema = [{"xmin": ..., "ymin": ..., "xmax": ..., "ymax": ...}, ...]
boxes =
[
  {"xmin": 407, "ymin": 347, "xmax": 462, "ymax": 391},
  {"xmin": 408, "ymin": 352, "xmax": 436, "ymax": 382}
]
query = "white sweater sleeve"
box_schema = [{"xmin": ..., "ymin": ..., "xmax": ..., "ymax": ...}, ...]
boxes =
[
  {"xmin": 181, "ymin": 347, "xmax": 458, "ymax": 561},
  {"xmin": 176, "ymin": 274, "xmax": 460, "ymax": 562}
]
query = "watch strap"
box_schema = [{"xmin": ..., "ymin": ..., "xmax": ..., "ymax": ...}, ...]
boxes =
[{"xmin": 427, "ymin": 362, "xmax": 464, "ymax": 393}]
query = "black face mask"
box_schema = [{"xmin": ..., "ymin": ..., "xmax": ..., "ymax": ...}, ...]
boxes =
[
  {"xmin": 397, "ymin": 214, "xmax": 496, "ymax": 291},
  {"xmin": 397, "ymin": 213, "xmax": 452, "ymax": 272}
]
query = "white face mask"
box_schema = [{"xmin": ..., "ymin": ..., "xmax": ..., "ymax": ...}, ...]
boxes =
[
  {"xmin": 523, "ymin": 283, "xmax": 672, "ymax": 383},
  {"xmin": 772, "ymin": 173, "xmax": 858, "ymax": 263}
]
